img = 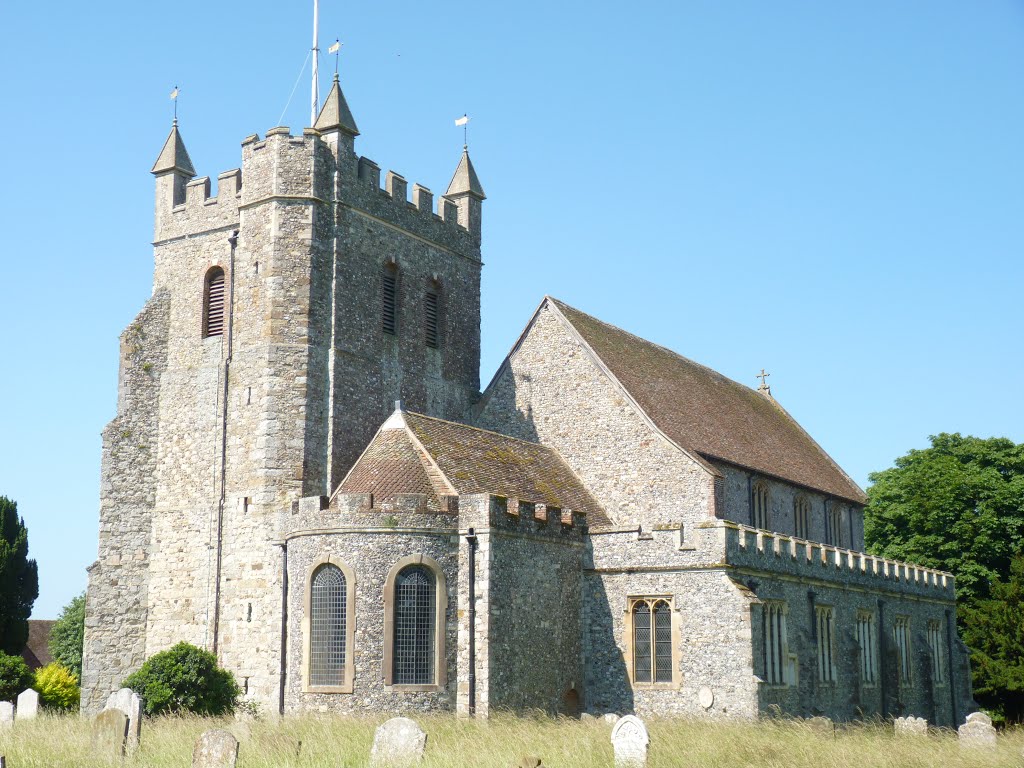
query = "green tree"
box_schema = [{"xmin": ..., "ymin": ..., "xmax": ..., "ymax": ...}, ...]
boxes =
[
  {"xmin": 0, "ymin": 651, "xmax": 32, "ymax": 703},
  {"xmin": 0, "ymin": 497, "xmax": 38, "ymax": 655},
  {"xmin": 864, "ymin": 433, "xmax": 1024, "ymax": 602},
  {"xmin": 48, "ymin": 592, "xmax": 85, "ymax": 678},
  {"xmin": 959, "ymin": 555, "xmax": 1024, "ymax": 722},
  {"xmin": 122, "ymin": 642, "xmax": 240, "ymax": 716}
]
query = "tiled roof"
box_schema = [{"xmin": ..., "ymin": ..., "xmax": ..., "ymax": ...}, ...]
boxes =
[
  {"xmin": 22, "ymin": 620, "xmax": 54, "ymax": 671},
  {"xmin": 337, "ymin": 410, "xmax": 607, "ymax": 524},
  {"xmin": 550, "ymin": 299, "xmax": 867, "ymax": 505}
]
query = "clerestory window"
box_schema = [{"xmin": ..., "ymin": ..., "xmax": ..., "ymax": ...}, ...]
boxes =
[
  {"xmin": 752, "ymin": 482, "xmax": 770, "ymax": 530},
  {"xmin": 794, "ymin": 496, "xmax": 810, "ymax": 539}
]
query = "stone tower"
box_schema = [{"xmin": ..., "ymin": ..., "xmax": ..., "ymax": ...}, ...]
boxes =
[{"xmin": 81, "ymin": 74, "xmax": 484, "ymax": 712}]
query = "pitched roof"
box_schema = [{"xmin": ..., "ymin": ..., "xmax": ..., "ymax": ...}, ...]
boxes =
[
  {"xmin": 445, "ymin": 149, "xmax": 486, "ymax": 199},
  {"xmin": 336, "ymin": 408, "xmax": 607, "ymax": 523},
  {"xmin": 151, "ymin": 121, "xmax": 196, "ymax": 177},
  {"xmin": 22, "ymin": 619, "xmax": 54, "ymax": 670},
  {"xmin": 547, "ymin": 299, "xmax": 867, "ymax": 505},
  {"xmin": 313, "ymin": 73, "xmax": 360, "ymax": 136}
]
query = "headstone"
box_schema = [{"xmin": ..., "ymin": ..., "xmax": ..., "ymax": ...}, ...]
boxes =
[
  {"xmin": 894, "ymin": 716, "xmax": 928, "ymax": 736},
  {"xmin": 517, "ymin": 758, "xmax": 542, "ymax": 768},
  {"xmin": 603, "ymin": 713, "xmax": 620, "ymax": 725},
  {"xmin": 0, "ymin": 702, "xmax": 13, "ymax": 728},
  {"xmin": 369, "ymin": 717, "xmax": 428, "ymax": 767},
  {"xmin": 806, "ymin": 716, "xmax": 833, "ymax": 735},
  {"xmin": 104, "ymin": 687, "xmax": 143, "ymax": 752},
  {"xmin": 698, "ymin": 687, "xmax": 714, "ymax": 710},
  {"xmin": 92, "ymin": 709, "xmax": 129, "ymax": 758},
  {"xmin": 580, "ymin": 712, "xmax": 596, "ymax": 722},
  {"xmin": 192, "ymin": 729, "xmax": 240, "ymax": 768},
  {"xmin": 958, "ymin": 712, "xmax": 997, "ymax": 749},
  {"xmin": 610, "ymin": 715, "xmax": 649, "ymax": 768},
  {"xmin": 15, "ymin": 689, "xmax": 38, "ymax": 721}
]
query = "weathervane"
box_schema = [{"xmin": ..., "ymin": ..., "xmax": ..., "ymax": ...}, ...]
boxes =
[
  {"xmin": 757, "ymin": 368, "xmax": 771, "ymax": 393},
  {"xmin": 170, "ymin": 86, "xmax": 179, "ymax": 122},
  {"xmin": 455, "ymin": 114, "xmax": 470, "ymax": 148}
]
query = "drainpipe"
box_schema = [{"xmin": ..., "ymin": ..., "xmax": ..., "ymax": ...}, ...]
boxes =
[
  {"xmin": 945, "ymin": 609, "xmax": 958, "ymax": 726},
  {"xmin": 877, "ymin": 599, "xmax": 887, "ymax": 719},
  {"xmin": 277, "ymin": 541, "xmax": 289, "ymax": 716},
  {"xmin": 466, "ymin": 527, "xmax": 478, "ymax": 717},
  {"xmin": 212, "ymin": 229, "xmax": 239, "ymax": 655}
]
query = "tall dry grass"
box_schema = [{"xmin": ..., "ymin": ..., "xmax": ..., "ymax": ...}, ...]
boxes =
[{"xmin": 0, "ymin": 712, "xmax": 1021, "ymax": 767}]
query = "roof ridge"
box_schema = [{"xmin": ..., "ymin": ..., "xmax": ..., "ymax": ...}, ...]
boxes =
[{"xmin": 404, "ymin": 410, "xmax": 548, "ymax": 449}]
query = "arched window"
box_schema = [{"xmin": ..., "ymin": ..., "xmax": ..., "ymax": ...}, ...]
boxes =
[
  {"xmin": 631, "ymin": 598, "xmax": 673, "ymax": 684},
  {"xmin": 752, "ymin": 482, "xmax": 770, "ymax": 530},
  {"xmin": 424, "ymin": 287, "xmax": 440, "ymax": 349},
  {"xmin": 304, "ymin": 559, "xmax": 355, "ymax": 692},
  {"xmin": 203, "ymin": 267, "xmax": 225, "ymax": 337},
  {"xmin": 794, "ymin": 496, "xmax": 810, "ymax": 539},
  {"xmin": 382, "ymin": 265, "xmax": 398, "ymax": 335},
  {"xmin": 826, "ymin": 503, "xmax": 843, "ymax": 547},
  {"xmin": 383, "ymin": 555, "xmax": 447, "ymax": 690}
]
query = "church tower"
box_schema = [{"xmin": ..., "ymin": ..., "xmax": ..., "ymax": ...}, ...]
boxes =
[{"xmin": 81, "ymin": 74, "xmax": 484, "ymax": 712}]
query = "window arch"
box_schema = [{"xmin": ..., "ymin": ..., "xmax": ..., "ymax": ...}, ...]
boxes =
[
  {"xmin": 794, "ymin": 496, "xmax": 810, "ymax": 539},
  {"xmin": 203, "ymin": 267, "xmax": 226, "ymax": 337},
  {"xmin": 382, "ymin": 264, "xmax": 398, "ymax": 335},
  {"xmin": 631, "ymin": 599, "xmax": 673, "ymax": 683},
  {"xmin": 303, "ymin": 558, "xmax": 355, "ymax": 692},
  {"xmin": 752, "ymin": 481, "xmax": 770, "ymax": 530},
  {"xmin": 826, "ymin": 503, "xmax": 843, "ymax": 547},
  {"xmin": 383, "ymin": 555, "xmax": 447, "ymax": 690}
]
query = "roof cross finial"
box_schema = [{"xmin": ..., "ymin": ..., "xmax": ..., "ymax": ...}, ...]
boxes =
[{"xmin": 757, "ymin": 368, "xmax": 771, "ymax": 394}]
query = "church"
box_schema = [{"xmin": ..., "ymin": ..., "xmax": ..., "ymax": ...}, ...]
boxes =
[{"xmin": 81, "ymin": 68, "xmax": 974, "ymax": 725}]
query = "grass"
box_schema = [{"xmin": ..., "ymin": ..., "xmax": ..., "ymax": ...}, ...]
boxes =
[{"xmin": 1, "ymin": 713, "xmax": 1022, "ymax": 767}]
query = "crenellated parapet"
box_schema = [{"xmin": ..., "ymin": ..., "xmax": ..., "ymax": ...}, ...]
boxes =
[
  {"xmin": 458, "ymin": 493, "xmax": 587, "ymax": 543},
  {"xmin": 718, "ymin": 521, "xmax": 955, "ymax": 600}
]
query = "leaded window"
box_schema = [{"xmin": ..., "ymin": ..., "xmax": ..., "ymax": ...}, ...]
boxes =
[
  {"xmin": 794, "ymin": 497, "xmax": 810, "ymax": 539},
  {"xmin": 393, "ymin": 565, "xmax": 435, "ymax": 685},
  {"xmin": 752, "ymin": 482, "xmax": 770, "ymax": 530},
  {"xmin": 204, "ymin": 267, "xmax": 225, "ymax": 337},
  {"xmin": 816, "ymin": 606, "xmax": 835, "ymax": 683},
  {"xmin": 856, "ymin": 610, "xmax": 877, "ymax": 685},
  {"xmin": 309, "ymin": 564, "xmax": 346, "ymax": 686},
  {"xmin": 893, "ymin": 616, "xmax": 912, "ymax": 686},
  {"xmin": 631, "ymin": 598, "xmax": 673, "ymax": 684},
  {"xmin": 763, "ymin": 601, "xmax": 788, "ymax": 685}
]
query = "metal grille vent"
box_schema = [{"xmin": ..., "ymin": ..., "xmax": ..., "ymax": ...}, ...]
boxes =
[
  {"xmin": 382, "ymin": 270, "xmax": 397, "ymax": 335},
  {"xmin": 205, "ymin": 268, "xmax": 225, "ymax": 337},
  {"xmin": 310, "ymin": 564, "xmax": 346, "ymax": 686},
  {"xmin": 425, "ymin": 291, "xmax": 439, "ymax": 348},
  {"xmin": 393, "ymin": 565, "xmax": 435, "ymax": 685}
]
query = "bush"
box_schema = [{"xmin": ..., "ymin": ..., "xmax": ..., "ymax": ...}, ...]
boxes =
[
  {"xmin": 33, "ymin": 662, "xmax": 79, "ymax": 711},
  {"xmin": 0, "ymin": 651, "xmax": 32, "ymax": 702},
  {"xmin": 48, "ymin": 592, "xmax": 85, "ymax": 678},
  {"xmin": 122, "ymin": 642, "xmax": 240, "ymax": 716}
]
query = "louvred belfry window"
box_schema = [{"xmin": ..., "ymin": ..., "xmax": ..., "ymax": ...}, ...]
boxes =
[
  {"xmin": 425, "ymin": 290, "xmax": 439, "ymax": 348},
  {"xmin": 393, "ymin": 565, "xmax": 435, "ymax": 685},
  {"xmin": 204, "ymin": 267, "xmax": 225, "ymax": 337},
  {"xmin": 382, "ymin": 268, "xmax": 398, "ymax": 335}
]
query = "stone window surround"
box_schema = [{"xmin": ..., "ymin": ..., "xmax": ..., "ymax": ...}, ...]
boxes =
[
  {"xmin": 761, "ymin": 600, "xmax": 790, "ymax": 687},
  {"xmin": 622, "ymin": 595, "xmax": 682, "ymax": 691},
  {"xmin": 893, "ymin": 615, "xmax": 912, "ymax": 688},
  {"xmin": 793, "ymin": 495, "xmax": 810, "ymax": 540},
  {"xmin": 815, "ymin": 604, "xmax": 836, "ymax": 684},
  {"xmin": 382, "ymin": 554, "xmax": 448, "ymax": 692},
  {"xmin": 855, "ymin": 609, "xmax": 878, "ymax": 687},
  {"xmin": 751, "ymin": 481, "xmax": 770, "ymax": 531},
  {"xmin": 301, "ymin": 556, "xmax": 356, "ymax": 694},
  {"xmin": 927, "ymin": 619, "xmax": 945, "ymax": 686}
]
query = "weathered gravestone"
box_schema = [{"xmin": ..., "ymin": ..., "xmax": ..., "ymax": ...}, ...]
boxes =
[
  {"xmin": 894, "ymin": 716, "xmax": 928, "ymax": 737},
  {"xmin": 580, "ymin": 713, "xmax": 596, "ymax": 722},
  {"xmin": 958, "ymin": 712, "xmax": 997, "ymax": 749},
  {"xmin": 15, "ymin": 689, "xmax": 38, "ymax": 721},
  {"xmin": 104, "ymin": 687, "xmax": 143, "ymax": 752},
  {"xmin": 0, "ymin": 702, "xmax": 13, "ymax": 728},
  {"xmin": 517, "ymin": 758, "xmax": 542, "ymax": 768},
  {"xmin": 92, "ymin": 709, "xmax": 129, "ymax": 758},
  {"xmin": 193, "ymin": 729, "xmax": 239, "ymax": 768},
  {"xmin": 610, "ymin": 715, "xmax": 649, "ymax": 768},
  {"xmin": 806, "ymin": 716, "xmax": 833, "ymax": 735},
  {"xmin": 603, "ymin": 713, "xmax": 620, "ymax": 725},
  {"xmin": 369, "ymin": 717, "xmax": 427, "ymax": 767}
]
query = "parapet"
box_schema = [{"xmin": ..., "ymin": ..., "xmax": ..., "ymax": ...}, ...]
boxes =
[
  {"xmin": 719, "ymin": 521, "xmax": 956, "ymax": 600},
  {"xmin": 458, "ymin": 494, "xmax": 586, "ymax": 543}
]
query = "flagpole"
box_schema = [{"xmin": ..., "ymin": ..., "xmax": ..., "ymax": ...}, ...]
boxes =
[{"xmin": 311, "ymin": 0, "xmax": 320, "ymax": 125}]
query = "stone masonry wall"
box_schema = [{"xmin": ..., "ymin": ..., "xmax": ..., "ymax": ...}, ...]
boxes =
[
  {"xmin": 81, "ymin": 291, "xmax": 169, "ymax": 712},
  {"xmin": 475, "ymin": 303, "xmax": 717, "ymax": 530}
]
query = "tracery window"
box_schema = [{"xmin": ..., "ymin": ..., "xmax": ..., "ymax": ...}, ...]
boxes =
[
  {"xmin": 304, "ymin": 559, "xmax": 355, "ymax": 692},
  {"xmin": 856, "ymin": 610, "xmax": 877, "ymax": 685},
  {"xmin": 203, "ymin": 267, "xmax": 225, "ymax": 337},
  {"xmin": 816, "ymin": 606, "xmax": 836, "ymax": 683},
  {"xmin": 629, "ymin": 598, "xmax": 674, "ymax": 684},
  {"xmin": 752, "ymin": 482, "xmax": 770, "ymax": 530},
  {"xmin": 927, "ymin": 620, "xmax": 944, "ymax": 685},
  {"xmin": 794, "ymin": 496, "xmax": 810, "ymax": 539},
  {"xmin": 763, "ymin": 601, "xmax": 789, "ymax": 685},
  {"xmin": 893, "ymin": 616, "xmax": 912, "ymax": 686}
]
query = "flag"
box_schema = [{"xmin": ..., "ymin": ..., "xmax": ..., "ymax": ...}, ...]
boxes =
[
  {"xmin": 170, "ymin": 87, "xmax": 179, "ymax": 100},
  {"xmin": 328, "ymin": 41, "xmax": 341, "ymax": 54},
  {"xmin": 455, "ymin": 115, "xmax": 469, "ymax": 126}
]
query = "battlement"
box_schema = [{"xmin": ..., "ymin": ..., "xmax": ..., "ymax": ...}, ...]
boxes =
[
  {"xmin": 155, "ymin": 126, "xmax": 478, "ymax": 257},
  {"xmin": 718, "ymin": 521, "xmax": 955, "ymax": 599},
  {"xmin": 457, "ymin": 494, "xmax": 586, "ymax": 543}
]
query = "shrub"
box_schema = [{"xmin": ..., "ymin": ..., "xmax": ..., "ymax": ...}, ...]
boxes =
[
  {"xmin": 48, "ymin": 592, "xmax": 85, "ymax": 678},
  {"xmin": 33, "ymin": 662, "xmax": 79, "ymax": 711},
  {"xmin": 122, "ymin": 642, "xmax": 240, "ymax": 716},
  {"xmin": 0, "ymin": 651, "xmax": 32, "ymax": 702}
]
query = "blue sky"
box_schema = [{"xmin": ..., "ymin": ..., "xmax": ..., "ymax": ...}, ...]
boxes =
[{"xmin": 1, "ymin": 1, "xmax": 1022, "ymax": 618}]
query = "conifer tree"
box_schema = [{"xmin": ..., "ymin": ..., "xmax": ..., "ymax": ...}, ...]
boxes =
[{"xmin": 0, "ymin": 496, "xmax": 39, "ymax": 655}]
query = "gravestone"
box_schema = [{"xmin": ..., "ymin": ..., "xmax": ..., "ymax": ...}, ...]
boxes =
[
  {"xmin": 104, "ymin": 687, "xmax": 143, "ymax": 752},
  {"xmin": 192, "ymin": 729, "xmax": 240, "ymax": 768},
  {"xmin": 894, "ymin": 716, "xmax": 928, "ymax": 736},
  {"xmin": 517, "ymin": 758, "xmax": 542, "ymax": 768},
  {"xmin": 603, "ymin": 713, "xmax": 620, "ymax": 725},
  {"xmin": 92, "ymin": 709, "xmax": 129, "ymax": 758},
  {"xmin": 15, "ymin": 689, "xmax": 38, "ymax": 721},
  {"xmin": 0, "ymin": 702, "xmax": 13, "ymax": 728},
  {"xmin": 806, "ymin": 716, "xmax": 833, "ymax": 735},
  {"xmin": 958, "ymin": 712, "xmax": 997, "ymax": 749},
  {"xmin": 369, "ymin": 717, "xmax": 427, "ymax": 767},
  {"xmin": 580, "ymin": 713, "xmax": 596, "ymax": 722},
  {"xmin": 610, "ymin": 715, "xmax": 649, "ymax": 768}
]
